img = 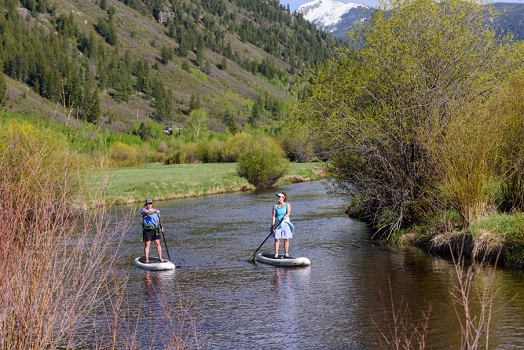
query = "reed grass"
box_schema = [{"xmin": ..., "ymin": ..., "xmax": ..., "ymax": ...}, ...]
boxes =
[{"xmin": 0, "ymin": 119, "xmax": 200, "ymax": 349}]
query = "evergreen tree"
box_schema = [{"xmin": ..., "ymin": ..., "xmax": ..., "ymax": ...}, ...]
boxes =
[
  {"xmin": 189, "ymin": 93, "xmax": 201, "ymax": 113},
  {"xmin": 134, "ymin": 60, "xmax": 151, "ymax": 94},
  {"xmin": 84, "ymin": 87, "xmax": 101, "ymax": 124},
  {"xmin": 223, "ymin": 109, "xmax": 238, "ymax": 134},
  {"xmin": 181, "ymin": 60, "xmax": 190, "ymax": 71},
  {"xmin": 0, "ymin": 60, "xmax": 8, "ymax": 106},
  {"xmin": 160, "ymin": 45, "xmax": 174, "ymax": 64},
  {"xmin": 151, "ymin": 76, "xmax": 173, "ymax": 121},
  {"xmin": 249, "ymin": 96, "xmax": 263, "ymax": 127}
]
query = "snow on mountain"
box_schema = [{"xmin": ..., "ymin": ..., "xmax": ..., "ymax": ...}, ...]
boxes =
[{"xmin": 296, "ymin": 0, "xmax": 368, "ymax": 31}]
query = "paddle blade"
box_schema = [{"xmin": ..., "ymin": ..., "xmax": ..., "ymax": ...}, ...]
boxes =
[{"xmin": 247, "ymin": 253, "xmax": 256, "ymax": 262}]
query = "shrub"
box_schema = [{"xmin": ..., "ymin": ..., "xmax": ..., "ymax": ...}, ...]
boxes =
[
  {"xmin": 237, "ymin": 137, "xmax": 289, "ymax": 188},
  {"xmin": 196, "ymin": 139, "xmax": 224, "ymax": 163},
  {"xmin": 222, "ymin": 132, "xmax": 253, "ymax": 162},
  {"xmin": 109, "ymin": 141, "xmax": 138, "ymax": 167},
  {"xmin": 182, "ymin": 142, "xmax": 199, "ymax": 163},
  {"xmin": 280, "ymin": 124, "xmax": 315, "ymax": 162}
]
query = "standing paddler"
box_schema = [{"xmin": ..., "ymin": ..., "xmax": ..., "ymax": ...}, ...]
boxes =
[{"xmin": 140, "ymin": 198, "xmax": 165, "ymax": 263}]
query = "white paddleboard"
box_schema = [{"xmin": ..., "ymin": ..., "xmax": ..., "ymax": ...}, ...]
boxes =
[
  {"xmin": 134, "ymin": 257, "xmax": 175, "ymax": 271},
  {"xmin": 255, "ymin": 253, "xmax": 311, "ymax": 267}
]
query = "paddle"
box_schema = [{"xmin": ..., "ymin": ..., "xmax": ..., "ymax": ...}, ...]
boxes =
[
  {"xmin": 157, "ymin": 214, "xmax": 171, "ymax": 261},
  {"xmin": 247, "ymin": 217, "xmax": 285, "ymax": 262}
]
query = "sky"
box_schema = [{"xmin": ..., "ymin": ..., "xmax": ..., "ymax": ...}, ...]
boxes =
[
  {"xmin": 283, "ymin": 0, "xmax": 378, "ymax": 12},
  {"xmin": 283, "ymin": 0, "xmax": 524, "ymax": 12}
]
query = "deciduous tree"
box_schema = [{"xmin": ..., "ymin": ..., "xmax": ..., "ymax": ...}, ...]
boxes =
[{"xmin": 297, "ymin": 0, "xmax": 518, "ymax": 234}]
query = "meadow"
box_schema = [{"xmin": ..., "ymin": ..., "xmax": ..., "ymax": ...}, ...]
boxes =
[{"xmin": 85, "ymin": 162, "xmax": 326, "ymax": 207}]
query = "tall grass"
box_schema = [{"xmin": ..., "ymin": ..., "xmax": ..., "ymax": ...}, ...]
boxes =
[{"xmin": 0, "ymin": 119, "xmax": 199, "ymax": 349}]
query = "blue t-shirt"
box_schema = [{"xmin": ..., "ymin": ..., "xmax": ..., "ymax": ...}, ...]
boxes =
[{"xmin": 141, "ymin": 207, "xmax": 160, "ymax": 226}]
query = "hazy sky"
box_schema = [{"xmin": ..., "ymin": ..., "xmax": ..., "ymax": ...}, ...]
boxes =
[
  {"xmin": 283, "ymin": 0, "xmax": 524, "ymax": 12},
  {"xmin": 283, "ymin": 0, "xmax": 380, "ymax": 12}
]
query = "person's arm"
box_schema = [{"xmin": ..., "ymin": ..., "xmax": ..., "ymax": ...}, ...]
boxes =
[
  {"xmin": 141, "ymin": 208, "xmax": 160, "ymax": 217},
  {"xmin": 271, "ymin": 206, "xmax": 276, "ymax": 228},
  {"xmin": 284, "ymin": 203, "xmax": 291, "ymax": 220}
]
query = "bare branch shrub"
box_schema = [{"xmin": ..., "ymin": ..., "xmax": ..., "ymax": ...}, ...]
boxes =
[
  {"xmin": 448, "ymin": 243, "xmax": 503, "ymax": 350},
  {"xmin": 372, "ymin": 279, "xmax": 431, "ymax": 350},
  {"xmin": 0, "ymin": 119, "xmax": 200, "ymax": 349}
]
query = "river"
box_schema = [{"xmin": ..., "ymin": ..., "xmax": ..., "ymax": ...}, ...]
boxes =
[{"xmin": 114, "ymin": 181, "xmax": 524, "ymax": 349}]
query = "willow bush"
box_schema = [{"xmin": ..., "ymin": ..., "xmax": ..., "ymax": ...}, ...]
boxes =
[
  {"xmin": 425, "ymin": 102, "xmax": 505, "ymax": 227},
  {"xmin": 297, "ymin": 0, "xmax": 520, "ymax": 236},
  {"xmin": 237, "ymin": 136, "xmax": 289, "ymax": 188},
  {"xmin": 0, "ymin": 120, "xmax": 115, "ymax": 348},
  {"xmin": 496, "ymin": 71, "xmax": 524, "ymax": 213},
  {"xmin": 222, "ymin": 132, "xmax": 254, "ymax": 162},
  {"xmin": 280, "ymin": 123, "xmax": 315, "ymax": 162}
]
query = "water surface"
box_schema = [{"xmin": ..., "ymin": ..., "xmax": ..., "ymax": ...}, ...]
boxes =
[{"xmin": 115, "ymin": 181, "xmax": 524, "ymax": 349}]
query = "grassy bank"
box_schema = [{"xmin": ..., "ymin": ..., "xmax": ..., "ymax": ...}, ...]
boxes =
[
  {"xmin": 85, "ymin": 162, "xmax": 326, "ymax": 207},
  {"xmin": 388, "ymin": 212, "xmax": 524, "ymax": 269}
]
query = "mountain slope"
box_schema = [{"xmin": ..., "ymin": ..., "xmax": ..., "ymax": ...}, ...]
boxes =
[
  {"xmin": 296, "ymin": 0, "xmax": 373, "ymax": 39},
  {"xmin": 297, "ymin": 0, "xmax": 524, "ymax": 41},
  {"xmin": 493, "ymin": 2, "xmax": 524, "ymax": 40},
  {"xmin": 0, "ymin": 0, "xmax": 342, "ymax": 133}
]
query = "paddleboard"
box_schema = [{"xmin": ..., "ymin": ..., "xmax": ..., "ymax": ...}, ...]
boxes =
[
  {"xmin": 133, "ymin": 257, "xmax": 175, "ymax": 271},
  {"xmin": 255, "ymin": 253, "xmax": 310, "ymax": 267}
]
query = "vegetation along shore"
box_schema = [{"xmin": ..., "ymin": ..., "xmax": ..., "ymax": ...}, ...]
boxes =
[
  {"xmin": 4, "ymin": 0, "xmax": 524, "ymax": 346},
  {"xmin": 86, "ymin": 162, "xmax": 326, "ymax": 207}
]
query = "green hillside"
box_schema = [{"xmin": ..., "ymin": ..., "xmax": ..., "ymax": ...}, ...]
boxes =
[{"xmin": 0, "ymin": 0, "xmax": 342, "ymax": 133}]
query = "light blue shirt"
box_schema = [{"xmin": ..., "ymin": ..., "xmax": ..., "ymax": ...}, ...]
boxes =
[
  {"xmin": 141, "ymin": 208, "xmax": 160, "ymax": 226},
  {"xmin": 275, "ymin": 203, "xmax": 288, "ymax": 221}
]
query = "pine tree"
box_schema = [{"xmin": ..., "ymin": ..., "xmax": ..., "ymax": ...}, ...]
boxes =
[
  {"xmin": 189, "ymin": 93, "xmax": 201, "ymax": 113},
  {"xmin": 223, "ymin": 109, "xmax": 238, "ymax": 134},
  {"xmin": 160, "ymin": 45, "xmax": 174, "ymax": 64},
  {"xmin": 0, "ymin": 60, "xmax": 8, "ymax": 106},
  {"xmin": 248, "ymin": 96, "xmax": 263, "ymax": 127}
]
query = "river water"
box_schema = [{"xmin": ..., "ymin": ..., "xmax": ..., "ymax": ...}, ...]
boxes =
[{"xmin": 114, "ymin": 181, "xmax": 524, "ymax": 349}]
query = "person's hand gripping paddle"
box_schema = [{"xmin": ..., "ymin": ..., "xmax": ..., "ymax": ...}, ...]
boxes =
[{"xmin": 247, "ymin": 217, "xmax": 284, "ymax": 262}]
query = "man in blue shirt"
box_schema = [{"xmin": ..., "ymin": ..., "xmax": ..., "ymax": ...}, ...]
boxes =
[{"xmin": 141, "ymin": 199, "xmax": 165, "ymax": 263}]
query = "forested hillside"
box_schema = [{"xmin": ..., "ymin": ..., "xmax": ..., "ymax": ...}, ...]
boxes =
[
  {"xmin": 494, "ymin": 2, "xmax": 524, "ymax": 40},
  {"xmin": 0, "ymin": 0, "xmax": 342, "ymax": 133}
]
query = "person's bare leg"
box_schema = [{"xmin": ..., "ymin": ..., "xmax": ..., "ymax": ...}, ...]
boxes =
[
  {"xmin": 274, "ymin": 239, "xmax": 280, "ymax": 258},
  {"xmin": 284, "ymin": 239, "xmax": 289, "ymax": 256},
  {"xmin": 154, "ymin": 239, "xmax": 163, "ymax": 262},
  {"xmin": 144, "ymin": 241, "xmax": 151, "ymax": 262}
]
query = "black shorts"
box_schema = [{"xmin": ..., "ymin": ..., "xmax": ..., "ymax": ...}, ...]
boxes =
[{"xmin": 143, "ymin": 228, "xmax": 160, "ymax": 242}]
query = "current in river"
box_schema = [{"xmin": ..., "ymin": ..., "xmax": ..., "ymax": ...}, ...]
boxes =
[{"xmin": 114, "ymin": 181, "xmax": 524, "ymax": 349}]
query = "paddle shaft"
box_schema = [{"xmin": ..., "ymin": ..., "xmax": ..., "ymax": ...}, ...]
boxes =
[
  {"xmin": 248, "ymin": 217, "xmax": 284, "ymax": 261},
  {"xmin": 157, "ymin": 215, "xmax": 171, "ymax": 261}
]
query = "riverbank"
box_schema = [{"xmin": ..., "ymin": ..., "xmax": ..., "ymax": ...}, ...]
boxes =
[
  {"xmin": 84, "ymin": 162, "xmax": 326, "ymax": 207},
  {"xmin": 387, "ymin": 212, "xmax": 524, "ymax": 269}
]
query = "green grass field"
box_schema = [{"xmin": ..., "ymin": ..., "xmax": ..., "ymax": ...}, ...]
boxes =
[{"xmin": 85, "ymin": 162, "xmax": 325, "ymax": 206}]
